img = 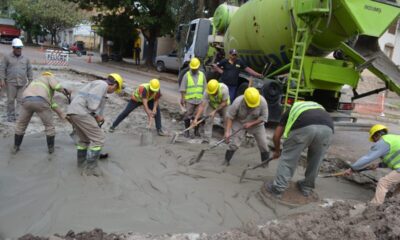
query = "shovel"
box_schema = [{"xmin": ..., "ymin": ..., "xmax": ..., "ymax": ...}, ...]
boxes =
[
  {"xmin": 189, "ymin": 128, "xmax": 243, "ymax": 165},
  {"xmin": 319, "ymin": 167, "xmax": 371, "ymax": 178},
  {"xmin": 239, "ymin": 157, "xmax": 274, "ymax": 183},
  {"xmin": 140, "ymin": 117, "xmax": 153, "ymax": 146},
  {"xmin": 170, "ymin": 116, "xmax": 209, "ymax": 144}
]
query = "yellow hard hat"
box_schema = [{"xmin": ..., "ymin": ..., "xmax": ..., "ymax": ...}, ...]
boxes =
[
  {"xmin": 108, "ymin": 73, "xmax": 124, "ymax": 94},
  {"xmin": 369, "ymin": 124, "xmax": 388, "ymax": 142},
  {"xmin": 244, "ymin": 87, "xmax": 261, "ymax": 108},
  {"xmin": 189, "ymin": 57, "xmax": 200, "ymax": 69},
  {"xmin": 206, "ymin": 79, "xmax": 219, "ymax": 94},
  {"xmin": 149, "ymin": 78, "xmax": 160, "ymax": 92},
  {"xmin": 42, "ymin": 71, "xmax": 53, "ymax": 76}
]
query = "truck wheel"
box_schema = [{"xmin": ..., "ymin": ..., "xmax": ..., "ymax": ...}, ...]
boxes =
[
  {"xmin": 156, "ymin": 61, "xmax": 165, "ymax": 72},
  {"xmin": 260, "ymin": 81, "xmax": 282, "ymax": 104},
  {"xmin": 236, "ymin": 82, "xmax": 249, "ymax": 97}
]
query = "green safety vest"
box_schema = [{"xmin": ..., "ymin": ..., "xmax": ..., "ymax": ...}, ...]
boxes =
[
  {"xmin": 283, "ymin": 101, "xmax": 324, "ymax": 138},
  {"xmin": 185, "ymin": 71, "xmax": 204, "ymax": 100},
  {"xmin": 381, "ymin": 134, "xmax": 400, "ymax": 170},
  {"xmin": 30, "ymin": 80, "xmax": 61, "ymax": 109},
  {"xmin": 133, "ymin": 83, "xmax": 156, "ymax": 102},
  {"xmin": 209, "ymin": 83, "xmax": 230, "ymax": 109}
]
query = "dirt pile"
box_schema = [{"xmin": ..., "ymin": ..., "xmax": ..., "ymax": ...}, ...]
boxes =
[{"xmin": 18, "ymin": 195, "xmax": 400, "ymax": 240}]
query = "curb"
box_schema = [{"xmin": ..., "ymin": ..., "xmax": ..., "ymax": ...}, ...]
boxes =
[{"xmin": 352, "ymin": 113, "xmax": 400, "ymax": 124}]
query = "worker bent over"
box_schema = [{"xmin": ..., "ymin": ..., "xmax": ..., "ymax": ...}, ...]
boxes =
[
  {"xmin": 223, "ymin": 87, "xmax": 269, "ymax": 166},
  {"xmin": 67, "ymin": 73, "xmax": 123, "ymax": 177},
  {"xmin": 180, "ymin": 57, "xmax": 207, "ymax": 138},
  {"xmin": 192, "ymin": 79, "xmax": 230, "ymax": 144},
  {"xmin": 266, "ymin": 101, "xmax": 334, "ymax": 198},
  {"xmin": 345, "ymin": 124, "xmax": 400, "ymax": 205},
  {"xmin": 109, "ymin": 78, "xmax": 167, "ymax": 136},
  {"xmin": 12, "ymin": 72, "xmax": 70, "ymax": 154}
]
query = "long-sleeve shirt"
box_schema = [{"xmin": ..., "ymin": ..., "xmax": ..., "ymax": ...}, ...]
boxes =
[
  {"xmin": 0, "ymin": 53, "xmax": 33, "ymax": 86},
  {"xmin": 226, "ymin": 95, "xmax": 269, "ymax": 125},
  {"xmin": 67, "ymin": 80, "xmax": 108, "ymax": 116},
  {"xmin": 351, "ymin": 139, "xmax": 395, "ymax": 171},
  {"xmin": 23, "ymin": 75, "xmax": 63, "ymax": 106}
]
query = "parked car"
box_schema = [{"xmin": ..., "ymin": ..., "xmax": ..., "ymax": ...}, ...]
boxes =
[
  {"xmin": 70, "ymin": 41, "xmax": 87, "ymax": 56},
  {"xmin": 155, "ymin": 50, "xmax": 179, "ymax": 72}
]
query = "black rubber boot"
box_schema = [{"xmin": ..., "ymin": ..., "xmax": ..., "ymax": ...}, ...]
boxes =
[
  {"xmin": 11, "ymin": 134, "xmax": 24, "ymax": 154},
  {"xmin": 46, "ymin": 135, "xmax": 55, "ymax": 154},
  {"xmin": 194, "ymin": 125, "xmax": 200, "ymax": 137},
  {"xmin": 260, "ymin": 151, "xmax": 270, "ymax": 168},
  {"xmin": 184, "ymin": 119, "xmax": 191, "ymax": 138},
  {"xmin": 77, "ymin": 149, "xmax": 87, "ymax": 168},
  {"xmin": 222, "ymin": 150, "xmax": 236, "ymax": 166},
  {"xmin": 85, "ymin": 150, "xmax": 102, "ymax": 177}
]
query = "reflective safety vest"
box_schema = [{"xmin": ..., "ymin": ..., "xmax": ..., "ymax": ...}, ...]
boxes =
[
  {"xmin": 185, "ymin": 71, "xmax": 204, "ymax": 100},
  {"xmin": 283, "ymin": 101, "xmax": 324, "ymax": 138},
  {"xmin": 133, "ymin": 83, "xmax": 157, "ymax": 102},
  {"xmin": 381, "ymin": 134, "xmax": 400, "ymax": 170},
  {"xmin": 209, "ymin": 83, "xmax": 230, "ymax": 109},
  {"xmin": 30, "ymin": 80, "xmax": 61, "ymax": 109}
]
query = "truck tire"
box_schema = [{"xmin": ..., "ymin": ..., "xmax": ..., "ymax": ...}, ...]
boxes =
[{"xmin": 260, "ymin": 81, "xmax": 282, "ymax": 104}]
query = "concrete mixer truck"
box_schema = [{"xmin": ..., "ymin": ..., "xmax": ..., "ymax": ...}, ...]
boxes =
[{"xmin": 175, "ymin": 0, "xmax": 400, "ymax": 122}]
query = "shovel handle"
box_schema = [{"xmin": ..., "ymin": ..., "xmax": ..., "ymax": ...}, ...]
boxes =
[
  {"xmin": 210, "ymin": 128, "xmax": 243, "ymax": 150},
  {"xmin": 147, "ymin": 117, "xmax": 153, "ymax": 129}
]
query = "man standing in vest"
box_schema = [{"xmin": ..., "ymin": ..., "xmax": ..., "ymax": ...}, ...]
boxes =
[
  {"xmin": 12, "ymin": 72, "xmax": 70, "ymax": 154},
  {"xmin": 109, "ymin": 78, "xmax": 167, "ymax": 136},
  {"xmin": 67, "ymin": 73, "xmax": 123, "ymax": 177},
  {"xmin": 192, "ymin": 79, "xmax": 230, "ymax": 144},
  {"xmin": 0, "ymin": 38, "xmax": 33, "ymax": 122},
  {"xmin": 345, "ymin": 124, "xmax": 400, "ymax": 205},
  {"xmin": 223, "ymin": 87, "xmax": 269, "ymax": 166},
  {"xmin": 180, "ymin": 57, "xmax": 207, "ymax": 138},
  {"xmin": 265, "ymin": 101, "xmax": 334, "ymax": 198}
]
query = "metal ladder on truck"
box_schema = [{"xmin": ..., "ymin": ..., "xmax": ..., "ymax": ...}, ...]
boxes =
[{"xmin": 284, "ymin": 0, "xmax": 330, "ymax": 110}]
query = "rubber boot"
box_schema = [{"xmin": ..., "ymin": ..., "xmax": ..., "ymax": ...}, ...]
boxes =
[
  {"xmin": 194, "ymin": 125, "xmax": 200, "ymax": 137},
  {"xmin": 77, "ymin": 149, "xmax": 87, "ymax": 168},
  {"xmin": 11, "ymin": 134, "xmax": 24, "ymax": 154},
  {"xmin": 85, "ymin": 150, "xmax": 102, "ymax": 177},
  {"xmin": 46, "ymin": 135, "xmax": 55, "ymax": 154},
  {"xmin": 260, "ymin": 151, "xmax": 270, "ymax": 168},
  {"xmin": 222, "ymin": 150, "xmax": 236, "ymax": 166},
  {"xmin": 184, "ymin": 119, "xmax": 191, "ymax": 138}
]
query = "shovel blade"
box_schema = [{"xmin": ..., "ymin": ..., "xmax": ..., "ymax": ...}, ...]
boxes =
[
  {"xmin": 239, "ymin": 169, "xmax": 248, "ymax": 183},
  {"xmin": 189, "ymin": 150, "xmax": 205, "ymax": 165},
  {"xmin": 170, "ymin": 133, "xmax": 179, "ymax": 144}
]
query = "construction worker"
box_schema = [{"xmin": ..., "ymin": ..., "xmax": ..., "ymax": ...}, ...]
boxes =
[
  {"xmin": 345, "ymin": 124, "xmax": 400, "ymax": 205},
  {"xmin": 12, "ymin": 72, "xmax": 70, "ymax": 154},
  {"xmin": 109, "ymin": 79, "xmax": 167, "ymax": 136},
  {"xmin": 66, "ymin": 73, "xmax": 123, "ymax": 177},
  {"xmin": 223, "ymin": 87, "xmax": 269, "ymax": 166},
  {"xmin": 265, "ymin": 101, "xmax": 334, "ymax": 198},
  {"xmin": 0, "ymin": 38, "xmax": 33, "ymax": 122},
  {"xmin": 192, "ymin": 79, "xmax": 230, "ymax": 143},
  {"xmin": 179, "ymin": 57, "xmax": 207, "ymax": 138}
]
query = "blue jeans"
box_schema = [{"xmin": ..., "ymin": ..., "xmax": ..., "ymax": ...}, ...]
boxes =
[
  {"xmin": 227, "ymin": 85, "xmax": 237, "ymax": 102},
  {"xmin": 111, "ymin": 99, "xmax": 162, "ymax": 130}
]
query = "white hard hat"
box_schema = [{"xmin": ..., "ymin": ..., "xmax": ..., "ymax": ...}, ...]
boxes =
[{"xmin": 11, "ymin": 38, "xmax": 23, "ymax": 47}]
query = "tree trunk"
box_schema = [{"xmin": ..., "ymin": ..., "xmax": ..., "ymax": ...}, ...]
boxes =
[
  {"xmin": 145, "ymin": 35, "xmax": 156, "ymax": 67},
  {"xmin": 196, "ymin": 0, "xmax": 205, "ymax": 18},
  {"xmin": 26, "ymin": 30, "xmax": 33, "ymax": 44}
]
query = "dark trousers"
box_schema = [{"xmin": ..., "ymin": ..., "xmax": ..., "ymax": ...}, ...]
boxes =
[
  {"xmin": 227, "ymin": 85, "xmax": 237, "ymax": 102},
  {"xmin": 112, "ymin": 99, "xmax": 162, "ymax": 129}
]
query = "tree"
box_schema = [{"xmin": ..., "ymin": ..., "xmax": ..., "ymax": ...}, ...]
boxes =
[{"xmin": 11, "ymin": 0, "xmax": 84, "ymax": 45}]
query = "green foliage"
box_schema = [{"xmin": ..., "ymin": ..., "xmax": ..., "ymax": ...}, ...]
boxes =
[{"xmin": 11, "ymin": 0, "xmax": 84, "ymax": 44}]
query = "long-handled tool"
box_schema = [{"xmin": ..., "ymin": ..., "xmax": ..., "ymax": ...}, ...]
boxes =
[
  {"xmin": 319, "ymin": 167, "xmax": 371, "ymax": 178},
  {"xmin": 140, "ymin": 117, "xmax": 154, "ymax": 146},
  {"xmin": 189, "ymin": 128, "xmax": 243, "ymax": 165},
  {"xmin": 170, "ymin": 116, "xmax": 209, "ymax": 144},
  {"xmin": 239, "ymin": 157, "xmax": 274, "ymax": 183}
]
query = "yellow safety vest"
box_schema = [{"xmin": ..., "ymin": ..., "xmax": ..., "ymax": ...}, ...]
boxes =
[
  {"xmin": 133, "ymin": 83, "xmax": 157, "ymax": 102},
  {"xmin": 185, "ymin": 71, "xmax": 204, "ymax": 101},
  {"xmin": 382, "ymin": 134, "xmax": 400, "ymax": 170},
  {"xmin": 30, "ymin": 80, "xmax": 61, "ymax": 109},
  {"xmin": 209, "ymin": 83, "xmax": 230, "ymax": 109},
  {"xmin": 283, "ymin": 101, "xmax": 324, "ymax": 138}
]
